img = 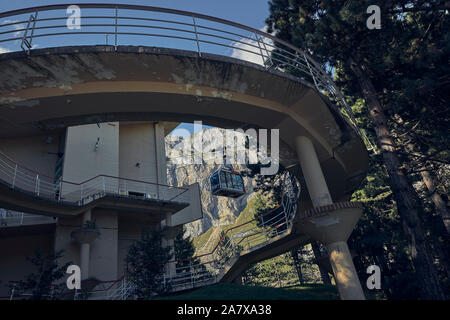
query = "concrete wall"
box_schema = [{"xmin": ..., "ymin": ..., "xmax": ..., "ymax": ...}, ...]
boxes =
[
  {"xmin": 54, "ymin": 215, "xmax": 83, "ymax": 275},
  {"xmin": 89, "ymin": 209, "xmax": 118, "ymax": 281},
  {"xmin": 54, "ymin": 209, "xmax": 119, "ymax": 282},
  {"xmin": 155, "ymin": 123, "xmax": 168, "ymax": 185},
  {"xmin": 0, "ymin": 121, "xmax": 202, "ymax": 288},
  {"xmin": 0, "ymin": 134, "xmax": 60, "ymax": 179},
  {"xmin": 0, "ymin": 232, "xmax": 54, "ymax": 297},
  {"xmin": 61, "ymin": 122, "xmax": 119, "ymax": 199},
  {"xmin": 172, "ymin": 183, "xmax": 203, "ymax": 226},
  {"xmin": 119, "ymin": 123, "xmax": 157, "ymax": 197}
]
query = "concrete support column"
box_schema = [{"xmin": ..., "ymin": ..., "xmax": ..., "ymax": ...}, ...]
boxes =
[
  {"xmin": 164, "ymin": 212, "xmax": 176, "ymax": 277},
  {"xmin": 295, "ymin": 136, "xmax": 332, "ymax": 207},
  {"xmin": 80, "ymin": 210, "xmax": 91, "ymax": 280},
  {"xmin": 326, "ymin": 241, "xmax": 364, "ymax": 300},
  {"xmin": 295, "ymin": 136, "xmax": 365, "ymax": 300}
]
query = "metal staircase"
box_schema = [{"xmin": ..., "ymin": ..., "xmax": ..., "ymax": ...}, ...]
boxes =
[
  {"xmin": 165, "ymin": 171, "xmax": 300, "ymax": 292},
  {"xmin": 93, "ymin": 172, "xmax": 301, "ymax": 299},
  {"xmin": 69, "ymin": 171, "xmax": 300, "ymax": 300}
]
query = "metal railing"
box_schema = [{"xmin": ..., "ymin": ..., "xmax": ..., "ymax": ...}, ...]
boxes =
[
  {"xmin": 1, "ymin": 174, "xmax": 299, "ymax": 299},
  {"xmin": 0, "ymin": 209, "xmax": 55, "ymax": 227},
  {"xmin": 3, "ymin": 276, "xmax": 132, "ymax": 300},
  {"xmin": 0, "ymin": 3, "xmax": 363, "ymax": 138},
  {"xmin": 164, "ymin": 172, "xmax": 300, "ymax": 291},
  {"xmin": 0, "ymin": 150, "xmax": 189, "ymax": 206}
]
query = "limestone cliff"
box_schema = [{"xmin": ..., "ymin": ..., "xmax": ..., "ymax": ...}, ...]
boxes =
[{"xmin": 166, "ymin": 128, "xmax": 256, "ymax": 238}]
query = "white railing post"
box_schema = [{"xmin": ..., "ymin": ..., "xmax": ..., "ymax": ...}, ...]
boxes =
[
  {"xmin": 163, "ymin": 274, "xmax": 166, "ymax": 290},
  {"xmin": 80, "ymin": 184, "xmax": 83, "ymax": 203},
  {"xmin": 35, "ymin": 174, "xmax": 40, "ymax": 196},
  {"xmin": 121, "ymin": 278, "xmax": 125, "ymax": 300},
  {"xmin": 20, "ymin": 212, "xmax": 24, "ymax": 225},
  {"xmin": 58, "ymin": 180, "xmax": 62, "ymax": 201},
  {"xmin": 303, "ymin": 53, "xmax": 320, "ymax": 91},
  {"xmin": 9, "ymin": 284, "xmax": 16, "ymax": 300},
  {"xmin": 284, "ymin": 207, "xmax": 290, "ymax": 229},
  {"xmin": 114, "ymin": 5, "xmax": 118, "ymax": 50},
  {"xmin": 192, "ymin": 16, "xmax": 201, "ymax": 57},
  {"xmin": 12, "ymin": 164, "xmax": 17, "ymax": 188},
  {"xmin": 255, "ymin": 32, "xmax": 266, "ymax": 66},
  {"xmin": 190, "ymin": 260, "xmax": 194, "ymax": 287},
  {"xmin": 102, "ymin": 176, "xmax": 106, "ymax": 194}
]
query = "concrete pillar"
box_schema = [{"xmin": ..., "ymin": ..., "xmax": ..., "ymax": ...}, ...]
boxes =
[
  {"xmin": 80, "ymin": 210, "xmax": 91, "ymax": 280},
  {"xmin": 295, "ymin": 136, "xmax": 365, "ymax": 300},
  {"xmin": 327, "ymin": 241, "xmax": 364, "ymax": 300},
  {"xmin": 164, "ymin": 212, "xmax": 176, "ymax": 277},
  {"xmin": 295, "ymin": 136, "xmax": 332, "ymax": 207}
]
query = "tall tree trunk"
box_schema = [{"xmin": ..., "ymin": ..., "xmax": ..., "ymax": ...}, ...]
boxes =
[
  {"xmin": 396, "ymin": 128, "xmax": 450, "ymax": 277},
  {"xmin": 419, "ymin": 168, "xmax": 450, "ymax": 234},
  {"xmin": 311, "ymin": 241, "xmax": 331, "ymax": 285},
  {"xmin": 395, "ymin": 115, "xmax": 450, "ymax": 236},
  {"xmin": 291, "ymin": 248, "xmax": 303, "ymax": 284},
  {"xmin": 414, "ymin": 165, "xmax": 450, "ymax": 280},
  {"xmin": 347, "ymin": 55, "xmax": 445, "ymax": 299}
]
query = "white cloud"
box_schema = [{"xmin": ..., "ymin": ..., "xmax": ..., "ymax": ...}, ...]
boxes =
[
  {"xmin": 0, "ymin": 47, "xmax": 11, "ymax": 54},
  {"xmin": 230, "ymin": 26, "xmax": 275, "ymax": 66},
  {"xmin": 2, "ymin": 19, "xmax": 26, "ymax": 37}
]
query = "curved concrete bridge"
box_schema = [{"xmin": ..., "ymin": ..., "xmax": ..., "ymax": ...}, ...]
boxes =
[{"xmin": 0, "ymin": 4, "xmax": 368, "ymax": 300}]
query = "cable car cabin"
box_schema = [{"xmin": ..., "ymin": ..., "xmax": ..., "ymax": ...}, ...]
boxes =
[{"xmin": 210, "ymin": 167, "xmax": 245, "ymax": 198}]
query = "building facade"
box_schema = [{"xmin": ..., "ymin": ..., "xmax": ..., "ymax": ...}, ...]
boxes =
[{"xmin": 0, "ymin": 121, "xmax": 203, "ymax": 297}]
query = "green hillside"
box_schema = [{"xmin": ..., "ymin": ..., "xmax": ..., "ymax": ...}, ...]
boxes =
[{"xmin": 192, "ymin": 193, "xmax": 269, "ymax": 255}]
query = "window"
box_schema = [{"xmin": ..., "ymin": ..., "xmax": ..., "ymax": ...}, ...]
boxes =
[
  {"xmin": 226, "ymin": 172, "xmax": 234, "ymax": 189},
  {"xmin": 232, "ymin": 174, "xmax": 241, "ymax": 190},
  {"xmin": 220, "ymin": 171, "xmax": 227, "ymax": 189},
  {"xmin": 211, "ymin": 173, "xmax": 219, "ymax": 191},
  {"xmin": 234, "ymin": 174, "xmax": 244, "ymax": 191}
]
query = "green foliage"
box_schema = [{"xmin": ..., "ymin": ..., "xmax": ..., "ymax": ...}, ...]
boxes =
[
  {"xmin": 174, "ymin": 226, "xmax": 196, "ymax": 267},
  {"xmin": 174, "ymin": 226, "xmax": 212, "ymax": 281},
  {"xmin": 243, "ymin": 246, "xmax": 323, "ymax": 288},
  {"xmin": 266, "ymin": 0, "xmax": 450, "ymax": 299},
  {"xmin": 215, "ymin": 230, "xmax": 243, "ymax": 266},
  {"xmin": 12, "ymin": 249, "xmax": 71, "ymax": 300},
  {"xmin": 125, "ymin": 228, "xmax": 172, "ymax": 299},
  {"xmin": 349, "ymin": 154, "xmax": 421, "ymax": 299}
]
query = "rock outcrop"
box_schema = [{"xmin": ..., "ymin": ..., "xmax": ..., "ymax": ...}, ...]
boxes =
[{"xmin": 166, "ymin": 128, "xmax": 256, "ymax": 238}]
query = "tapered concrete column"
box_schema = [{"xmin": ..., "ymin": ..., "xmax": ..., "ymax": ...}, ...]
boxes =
[
  {"xmin": 80, "ymin": 210, "xmax": 91, "ymax": 280},
  {"xmin": 295, "ymin": 136, "xmax": 365, "ymax": 300},
  {"xmin": 295, "ymin": 136, "xmax": 332, "ymax": 207},
  {"xmin": 327, "ymin": 241, "xmax": 364, "ymax": 300}
]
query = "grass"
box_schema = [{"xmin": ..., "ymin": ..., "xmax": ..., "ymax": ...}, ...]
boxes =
[
  {"xmin": 157, "ymin": 283, "xmax": 339, "ymax": 300},
  {"xmin": 192, "ymin": 226, "xmax": 215, "ymax": 250},
  {"xmin": 192, "ymin": 194, "xmax": 265, "ymax": 255}
]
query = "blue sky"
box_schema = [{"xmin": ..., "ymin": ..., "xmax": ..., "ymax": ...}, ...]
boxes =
[
  {"xmin": 0, "ymin": 1, "xmax": 271, "ymax": 136},
  {"xmin": 0, "ymin": 0, "xmax": 270, "ymax": 30}
]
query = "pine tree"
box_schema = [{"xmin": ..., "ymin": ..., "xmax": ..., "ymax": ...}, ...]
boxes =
[
  {"xmin": 125, "ymin": 229, "xmax": 172, "ymax": 299},
  {"xmin": 266, "ymin": 0, "xmax": 449, "ymax": 299}
]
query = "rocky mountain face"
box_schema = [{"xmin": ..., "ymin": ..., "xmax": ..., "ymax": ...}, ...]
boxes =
[{"xmin": 166, "ymin": 128, "xmax": 256, "ymax": 238}]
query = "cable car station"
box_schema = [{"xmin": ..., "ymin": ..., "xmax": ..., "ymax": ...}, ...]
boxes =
[{"xmin": 0, "ymin": 4, "xmax": 368, "ymax": 300}]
